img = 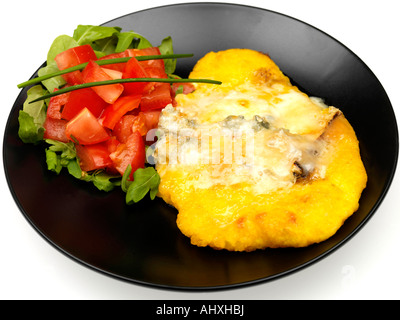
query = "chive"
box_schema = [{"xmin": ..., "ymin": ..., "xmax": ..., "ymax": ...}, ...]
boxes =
[
  {"xmin": 29, "ymin": 77, "xmax": 222, "ymax": 104},
  {"xmin": 17, "ymin": 53, "xmax": 194, "ymax": 89}
]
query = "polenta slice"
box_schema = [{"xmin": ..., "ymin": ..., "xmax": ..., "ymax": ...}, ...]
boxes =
[{"xmin": 153, "ymin": 48, "xmax": 367, "ymax": 251}]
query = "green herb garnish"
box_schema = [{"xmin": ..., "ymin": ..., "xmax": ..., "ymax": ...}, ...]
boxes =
[
  {"xmin": 17, "ymin": 53, "xmax": 194, "ymax": 89},
  {"xmin": 124, "ymin": 166, "xmax": 161, "ymax": 204},
  {"xmin": 29, "ymin": 77, "xmax": 221, "ymax": 104}
]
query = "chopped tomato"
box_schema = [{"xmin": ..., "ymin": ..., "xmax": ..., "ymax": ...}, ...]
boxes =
[
  {"xmin": 55, "ymin": 45, "xmax": 97, "ymax": 85},
  {"xmin": 82, "ymin": 60, "xmax": 124, "ymax": 104},
  {"xmin": 140, "ymin": 83, "xmax": 173, "ymax": 111},
  {"xmin": 105, "ymin": 136, "xmax": 120, "ymax": 154},
  {"xmin": 75, "ymin": 143, "xmax": 113, "ymax": 172},
  {"xmin": 61, "ymin": 87, "xmax": 108, "ymax": 121},
  {"xmin": 141, "ymin": 110, "xmax": 161, "ymax": 131},
  {"xmin": 47, "ymin": 89, "xmax": 70, "ymax": 120},
  {"xmin": 98, "ymin": 50, "xmax": 130, "ymax": 72},
  {"xmin": 102, "ymin": 68, "xmax": 123, "ymax": 80},
  {"xmin": 100, "ymin": 95, "xmax": 141, "ymax": 130},
  {"xmin": 129, "ymin": 47, "xmax": 165, "ymax": 70},
  {"xmin": 122, "ymin": 57, "xmax": 149, "ymax": 95},
  {"xmin": 109, "ymin": 130, "xmax": 146, "ymax": 179},
  {"xmin": 65, "ymin": 107, "xmax": 109, "ymax": 145},
  {"xmin": 113, "ymin": 113, "xmax": 149, "ymax": 143},
  {"xmin": 144, "ymin": 66, "xmax": 168, "ymax": 80},
  {"xmin": 43, "ymin": 117, "xmax": 68, "ymax": 142},
  {"xmin": 141, "ymin": 66, "xmax": 169, "ymax": 93}
]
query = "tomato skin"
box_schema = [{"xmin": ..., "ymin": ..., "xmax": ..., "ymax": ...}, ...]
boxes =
[
  {"xmin": 105, "ymin": 136, "xmax": 120, "ymax": 154},
  {"xmin": 47, "ymin": 89, "xmax": 70, "ymax": 120},
  {"xmin": 113, "ymin": 115, "xmax": 136, "ymax": 143},
  {"xmin": 143, "ymin": 66, "xmax": 168, "ymax": 80},
  {"xmin": 55, "ymin": 45, "xmax": 97, "ymax": 85},
  {"xmin": 113, "ymin": 113, "xmax": 149, "ymax": 143},
  {"xmin": 109, "ymin": 130, "xmax": 145, "ymax": 179},
  {"xmin": 97, "ymin": 47, "xmax": 164, "ymax": 72},
  {"xmin": 76, "ymin": 143, "xmax": 113, "ymax": 172},
  {"xmin": 82, "ymin": 60, "xmax": 124, "ymax": 104},
  {"xmin": 122, "ymin": 57, "xmax": 149, "ymax": 95},
  {"xmin": 141, "ymin": 66, "xmax": 169, "ymax": 94},
  {"xmin": 100, "ymin": 95, "xmax": 141, "ymax": 130},
  {"xmin": 65, "ymin": 107, "xmax": 110, "ymax": 145},
  {"xmin": 61, "ymin": 87, "xmax": 108, "ymax": 121},
  {"xmin": 43, "ymin": 117, "xmax": 69, "ymax": 142},
  {"xmin": 140, "ymin": 83, "xmax": 173, "ymax": 111},
  {"xmin": 141, "ymin": 110, "xmax": 161, "ymax": 131},
  {"xmin": 129, "ymin": 47, "xmax": 165, "ymax": 70},
  {"xmin": 98, "ymin": 51, "xmax": 130, "ymax": 72}
]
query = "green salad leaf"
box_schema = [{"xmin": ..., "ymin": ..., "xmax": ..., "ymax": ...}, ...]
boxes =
[
  {"xmin": 38, "ymin": 62, "xmax": 67, "ymax": 94},
  {"xmin": 158, "ymin": 36, "xmax": 176, "ymax": 74},
  {"xmin": 117, "ymin": 31, "xmax": 153, "ymax": 51},
  {"xmin": 81, "ymin": 171, "xmax": 121, "ymax": 192},
  {"xmin": 73, "ymin": 25, "xmax": 121, "ymax": 46},
  {"xmin": 18, "ymin": 85, "xmax": 47, "ymax": 144},
  {"xmin": 125, "ymin": 166, "xmax": 161, "ymax": 204},
  {"xmin": 45, "ymin": 139, "xmax": 81, "ymax": 176}
]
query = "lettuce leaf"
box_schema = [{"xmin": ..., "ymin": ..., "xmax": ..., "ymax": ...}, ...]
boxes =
[
  {"xmin": 158, "ymin": 36, "xmax": 176, "ymax": 74},
  {"xmin": 81, "ymin": 171, "xmax": 121, "ymax": 192},
  {"xmin": 18, "ymin": 85, "xmax": 47, "ymax": 144},
  {"xmin": 125, "ymin": 166, "xmax": 160, "ymax": 204},
  {"xmin": 116, "ymin": 31, "xmax": 153, "ymax": 52},
  {"xmin": 38, "ymin": 61, "xmax": 66, "ymax": 93},
  {"xmin": 73, "ymin": 25, "xmax": 121, "ymax": 46},
  {"xmin": 45, "ymin": 139, "xmax": 80, "ymax": 176}
]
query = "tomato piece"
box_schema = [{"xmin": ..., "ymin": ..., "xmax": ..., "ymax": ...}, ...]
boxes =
[
  {"xmin": 76, "ymin": 143, "xmax": 113, "ymax": 172},
  {"xmin": 105, "ymin": 136, "xmax": 120, "ymax": 154},
  {"xmin": 140, "ymin": 83, "xmax": 173, "ymax": 111},
  {"xmin": 47, "ymin": 89, "xmax": 70, "ymax": 120},
  {"xmin": 129, "ymin": 47, "xmax": 165, "ymax": 70},
  {"xmin": 141, "ymin": 110, "xmax": 161, "ymax": 131},
  {"xmin": 113, "ymin": 113, "xmax": 149, "ymax": 143},
  {"xmin": 100, "ymin": 95, "xmax": 141, "ymax": 130},
  {"xmin": 65, "ymin": 107, "xmax": 109, "ymax": 145},
  {"xmin": 43, "ymin": 117, "xmax": 68, "ymax": 142},
  {"xmin": 61, "ymin": 87, "xmax": 108, "ymax": 121},
  {"xmin": 102, "ymin": 68, "xmax": 123, "ymax": 80},
  {"xmin": 109, "ymin": 130, "xmax": 146, "ymax": 179},
  {"xmin": 122, "ymin": 57, "xmax": 149, "ymax": 95},
  {"xmin": 144, "ymin": 66, "xmax": 168, "ymax": 80},
  {"xmin": 82, "ymin": 60, "xmax": 124, "ymax": 104},
  {"xmin": 113, "ymin": 115, "xmax": 136, "ymax": 143},
  {"xmin": 98, "ymin": 51, "xmax": 130, "ymax": 72},
  {"xmin": 55, "ymin": 45, "xmax": 97, "ymax": 85}
]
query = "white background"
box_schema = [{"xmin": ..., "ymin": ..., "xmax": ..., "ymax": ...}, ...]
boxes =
[{"xmin": 1, "ymin": 0, "xmax": 399, "ymax": 300}]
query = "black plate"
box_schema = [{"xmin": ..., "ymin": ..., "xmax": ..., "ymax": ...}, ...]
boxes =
[{"xmin": 3, "ymin": 3, "xmax": 399, "ymax": 290}]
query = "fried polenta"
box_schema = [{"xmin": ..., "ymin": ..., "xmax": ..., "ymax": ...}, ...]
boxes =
[{"xmin": 153, "ymin": 48, "xmax": 367, "ymax": 251}]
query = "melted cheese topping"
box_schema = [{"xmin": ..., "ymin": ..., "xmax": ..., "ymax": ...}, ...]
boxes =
[
  {"xmin": 154, "ymin": 54, "xmax": 339, "ymax": 194},
  {"xmin": 155, "ymin": 104, "xmax": 330, "ymax": 194}
]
